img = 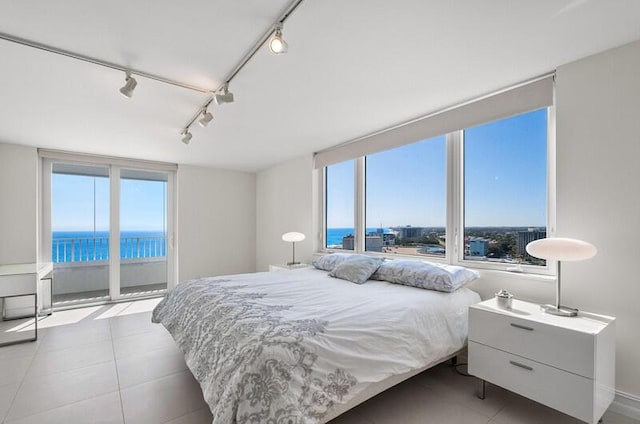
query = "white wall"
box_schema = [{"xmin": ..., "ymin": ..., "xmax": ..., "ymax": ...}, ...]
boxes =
[
  {"xmin": 254, "ymin": 41, "xmax": 640, "ymax": 401},
  {"xmin": 0, "ymin": 143, "xmax": 38, "ymax": 264},
  {"xmin": 177, "ymin": 165, "xmax": 256, "ymax": 280},
  {"xmin": 555, "ymin": 40, "xmax": 640, "ymax": 397},
  {"xmin": 255, "ymin": 154, "xmax": 317, "ymax": 271}
]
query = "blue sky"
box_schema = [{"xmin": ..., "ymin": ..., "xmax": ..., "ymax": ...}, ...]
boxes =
[
  {"xmin": 326, "ymin": 108, "xmax": 547, "ymax": 228},
  {"xmin": 52, "ymin": 175, "xmax": 167, "ymax": 232}
]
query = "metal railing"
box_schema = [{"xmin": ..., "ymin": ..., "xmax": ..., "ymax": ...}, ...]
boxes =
[{"xmin": 53, "ymin": 235, "xmax": 166, "ymax": 263}]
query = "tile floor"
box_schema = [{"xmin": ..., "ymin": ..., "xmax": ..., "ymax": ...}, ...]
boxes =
[{"xmin": 0, "ymin": 298, "xmax": 637, "ymax": 424}]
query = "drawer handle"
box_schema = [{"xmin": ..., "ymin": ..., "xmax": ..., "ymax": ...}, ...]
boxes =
[
  {"xmin": 510, "ymin": 323, "xmax": 534, "ymax": 331},
  {"xmin": 509, "ymin": 360, "xmax": 533, "ymax": 371}
]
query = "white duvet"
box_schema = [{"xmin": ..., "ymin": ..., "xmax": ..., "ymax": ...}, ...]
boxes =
[{"xmin": 152, "ymin": 267, "xmax": 480, "ymax": 423}]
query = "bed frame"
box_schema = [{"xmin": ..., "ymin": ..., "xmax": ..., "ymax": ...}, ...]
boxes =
[{"xmin": 322, "ymin": 349, "xmax": 463, "ymax": 422}]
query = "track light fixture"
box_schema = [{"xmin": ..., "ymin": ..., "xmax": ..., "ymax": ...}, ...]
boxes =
[
  {"xmin": 119, "ymin": 72, "xmax": 138, "ymax": 98},
  {"xmin": 269, "ymin": 23, "xmax": 288, "ymax": 54},
  {"xmin": 181, "ymin": 129, "xmax": 193, "ymax": 145},
  {"xmin": 198, "ymin": 110, "xmax": 213, "ymax": 127},
  {"xmin": 213, "ymin": 84, "xmax": 234, "ymax": 105}
]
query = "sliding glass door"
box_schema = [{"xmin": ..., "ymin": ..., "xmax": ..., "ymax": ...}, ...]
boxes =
[
  {"xmin": 51, "ymin": 163, "xmax": 111, "ymax": 305},
  {"xmin": 119, "ymin": 169, "xmax": 168, "ymax": 298},
  {"xmin": 43, "ymin": 157, "xmax": 175, "ymax": 306}
]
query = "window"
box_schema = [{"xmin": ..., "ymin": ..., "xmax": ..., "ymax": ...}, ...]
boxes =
[
  {"xmin": 463, "ymin": 109, "xmax": 548, "ymax": 266},
  {"xmin": 365, "ymin": 136, "xmax": 446, "ymax": 256},
  {"xmin": 325, "ymin": 160, "xmax": 355, "ymax": 250},
  {"xmin": 319, "ymin": 77, "xmax": 554, "ymax": 273}
]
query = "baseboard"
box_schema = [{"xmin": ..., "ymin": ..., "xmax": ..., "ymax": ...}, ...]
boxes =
[{"xmin": 610, "ymin": 390, "xmax": 640, "ymax": 420}]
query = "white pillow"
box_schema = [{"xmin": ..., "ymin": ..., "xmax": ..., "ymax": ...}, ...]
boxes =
[
  {"xmin": 328, "ymin": 255, "xmax": 385, "ymax": 284},
  {"xmin": 371, "ymin": 260, "xmax": 478, "ymax": 292},
  {"xmin": 311, "ymin": 253, "xmax": 356, "ymax": 271}
]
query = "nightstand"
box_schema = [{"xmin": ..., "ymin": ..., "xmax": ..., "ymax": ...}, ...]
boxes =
[
  {"xmin": 269, "ymin": 263, "xmax": 309, "ymax": 272},
  {"xmin": 468, "ymin": 298, "xmax": 615, "ymax": 424}
]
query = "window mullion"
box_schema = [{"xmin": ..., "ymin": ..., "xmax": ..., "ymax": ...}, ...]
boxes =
[
  {"xmin": 446, "ymin": 130, "xmax": 463, "ymax": 265},
  {"xmin": 354, "ymin": 157, "xmax": 366, "ymax": 253}
]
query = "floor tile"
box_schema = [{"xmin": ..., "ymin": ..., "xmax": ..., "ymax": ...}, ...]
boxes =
[
  {"xmin": 0, "ymin": 340, "xmax": 40, "ymax": 361},
  {"xmin": 112, "ymin": 328, "xmax": 175, "ymax": 360},
  {"xmin": 163, "ymin": 407, "xmax": 213, "ymax": 424},
  {"xmin": 6, "ymin": 361, "xmax": 119, "ymax": 421},
  {"xmin": 0, "ymin": 384, "xmax": 20, "ymax": 423},
  {"xmin": 116, "ymin": 345, "xmax": 187, "ymax": 388},
  {"xmin": 327, "ymin": 409, "xmax": 374, "ymax": 424},
  {"xmin": 0, "ymin": 355, "xmax": 32, "ymax": 387},
  {"xmin": 4, "ymin": 391, "xmax": 124, "ymax": 424},
  {"xmin": 109, "ymin": 311, "xmax": 164, "ymax": 340},
  {"xmin": 414, "ymin": 363, "xmax": 513, "ymax": 418},
  {"xmin": 26, "ymin": 339, "xmax": 114, "ymax": 378},
  {"xmin": 120, "ymin": 370, "xmax": 208, "ymax": 424},
  {"xmin": 601, "ymin": 410, "xmax": 640, "ymax": 424},
  {"xmin": 355, "ymin": 377, "xmax": 490, "ymax": 424},
  {"xmin": 37, "ymin": 319, "xmax": 112, "ymax": 352},
  {"xmin": 490, "ymin": 392, "xmax": 583, "ymax": 424}
]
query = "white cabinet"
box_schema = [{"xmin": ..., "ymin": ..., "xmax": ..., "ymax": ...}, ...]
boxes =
[{"xmin": 468, "ymin": 298, "xmax": 615, "ymax": 424}]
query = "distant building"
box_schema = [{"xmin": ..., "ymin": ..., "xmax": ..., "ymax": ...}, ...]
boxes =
[
  {"xmin": 517, "ymin": 230, "xmax": 546, "ymax": 257},
  {"xmin": 395, "ymin": 226, "xmax": 424, "ymax": 239},
  {"xmin": 342, "ymin": 234, "xmax": 384, "ymax": 252},
  {"xmin": 342, "ymin": 234, "xmax": 355, "ymax": 250},
  {"xmin": 469, "ymin": 238, "xmax": 489, "ymax": 256}
]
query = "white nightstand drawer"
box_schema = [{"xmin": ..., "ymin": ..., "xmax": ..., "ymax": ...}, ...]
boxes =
[
  {"xmin": 469, "ymin": 307, "xmax": 594, "ymax": 378},
  {"xmin": 469, "ymin": 341, "xmax": 594, "ymax": 423}
]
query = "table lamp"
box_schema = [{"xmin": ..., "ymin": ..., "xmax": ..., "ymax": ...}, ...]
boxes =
[
  {"xmin": 282, "ymin": 232, "xmax": 305, "ymax": 265},
  {"xmin": 526, "ymin": 237, "xmax": 597, "ymax": 317}
]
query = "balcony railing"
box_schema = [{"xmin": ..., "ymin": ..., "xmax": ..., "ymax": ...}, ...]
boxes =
[{"xmin": 53, "ymin": 235, "xmax": 166, "ymax": 263}]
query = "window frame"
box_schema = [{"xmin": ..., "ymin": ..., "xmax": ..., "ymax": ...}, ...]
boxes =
[{"xmin": 320, "ymin": 106, "xmax": 556, "ymax": 276}]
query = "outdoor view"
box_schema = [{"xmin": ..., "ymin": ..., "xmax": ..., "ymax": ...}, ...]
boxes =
[
  {"xmin": 51, "ymin": 165, "xmax": 168, "ymax": 303},
  {"xmin": 325, "ymin": 108, "xmax": 548, "ymax": 266}
]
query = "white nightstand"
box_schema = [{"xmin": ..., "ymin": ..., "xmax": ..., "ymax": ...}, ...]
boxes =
[
  {"xmin": 468, "ymin": 298, "xmax": 615, "ymax": 424},
  {"xmin": 268, "ymin": 263, "xmax": 309, "ymax": 272}
]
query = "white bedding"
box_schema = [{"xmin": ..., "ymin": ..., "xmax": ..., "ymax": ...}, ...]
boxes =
[{"xmin": 153, "ymin": 267, "xmax": 480, "ymax": 423}]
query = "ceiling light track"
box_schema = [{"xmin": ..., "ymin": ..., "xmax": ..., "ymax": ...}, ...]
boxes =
[
  {"xmin": 0, "ymin": 31, "xmax": 211, "ymax": 94},
  {"xmin": 179, "ymin": 0, "xmax": 305, "ymax": 140}
]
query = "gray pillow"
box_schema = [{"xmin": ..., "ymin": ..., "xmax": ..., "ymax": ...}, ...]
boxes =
[
  {"xmin": 312, "ymin": 253, "xmax": 355, "ymax": 271},
  {"xmin": 371, "ymin": 260, "xmax": 478, "ymax": 292},
  {"xmin": 329, "ymin": 255, "xmax": 385, "ymax": 284}
]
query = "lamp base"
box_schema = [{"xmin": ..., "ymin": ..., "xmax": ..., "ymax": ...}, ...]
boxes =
[
  {"xmin": 540, "ymin": 304, "xmax": 578, "ymax": 317},
  {"xmin": 286, "ymin": 261, "xmax": 300, "ymax": 266}
]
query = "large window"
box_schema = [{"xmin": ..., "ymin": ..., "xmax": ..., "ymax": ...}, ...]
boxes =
[
  {"xmin": 463, "ymin": 109, "xmax": 547, "ymax": 266},
  {"xmin": 321, "ymin": 101, "xmax": 553, "ymax": 272},
  {"xmin": 365, "ymin": 136, "xmax": 446, "ymax": 256},
  {"xmin": 325, "ymin": 160, "xmax": 355, "ymax": 250}
]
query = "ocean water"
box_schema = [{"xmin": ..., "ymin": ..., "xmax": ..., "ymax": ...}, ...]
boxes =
[
  {"xmin": 52, "ymin": 231, "xmax": 167, "ymax": 262},
  {"xmin": 326, "ymin": 228, "xmax": 390, "ymax": 247}
]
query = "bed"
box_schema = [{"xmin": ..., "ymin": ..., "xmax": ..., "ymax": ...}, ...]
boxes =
[{"xmin": 152, "ymin": 266, "xmax": 480, "ymax": 423}]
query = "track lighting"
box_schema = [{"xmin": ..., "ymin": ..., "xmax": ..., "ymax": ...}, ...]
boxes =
[
  {"xmin": 198, "ymin": 110, "xmax": 213, "ymax": 127},
  {"xmin": 213, "ymin": 84, "xmax": 234, "ymax": 105},
  {"xmin": 269, "ymin": 24, "xmax": 288, "ymax": 54},
  {"xmin": 119, "ymin": 72, "xmax": 138, "ymax": 98},
  {"xmin": 181, "ymin": 130, "xmax": 192, "ymax": 145}
]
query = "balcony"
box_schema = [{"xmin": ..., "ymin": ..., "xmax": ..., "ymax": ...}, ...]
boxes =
[{"xmin": 52, "ymin": 235, "xmax": 167, "ymax": 306}]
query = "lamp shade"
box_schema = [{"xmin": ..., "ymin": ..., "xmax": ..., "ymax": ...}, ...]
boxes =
[
  {"xmin": 282, "ymin": 232, "xmax": 305, "ymax": 242},
  {"xmin": 526, "ymin": 237, "xmax": 597, "ymax": 261}
]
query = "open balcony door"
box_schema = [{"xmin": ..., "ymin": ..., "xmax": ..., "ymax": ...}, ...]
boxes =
[{"xmin": 41, "ymin": 155, "xmax": 177, "ymax": 307}]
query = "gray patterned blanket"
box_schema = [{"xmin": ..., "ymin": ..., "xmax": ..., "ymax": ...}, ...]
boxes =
[
  {"xmin": 152, "ymin": 269, "xmax": 479, "ymax": 424},
  {"xmin": 151, "ymin": 277, "xmax": 357, "ymax": 424}
]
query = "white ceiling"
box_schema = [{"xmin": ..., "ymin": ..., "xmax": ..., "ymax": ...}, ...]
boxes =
[{"xmin": 0, "ymin": 0, "xmax": 638, "ymax": 172}]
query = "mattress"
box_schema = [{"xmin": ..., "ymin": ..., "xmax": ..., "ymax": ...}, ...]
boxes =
[{"xmin": 152, "ymin": 267, "xmax": 480, "ymax": 423}]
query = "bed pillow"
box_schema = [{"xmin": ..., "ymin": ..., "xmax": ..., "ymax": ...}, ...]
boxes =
[
  {"xmin": 371, "ymin": 260, "xmax": 479, "ymax": 292},
  {"xmin": 311, "ymin": 253, "xmax": 355, "ymax": 271},
  {"xmin": 328, "ymin": 255, "xmax": 385, "ymax": 284}
]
